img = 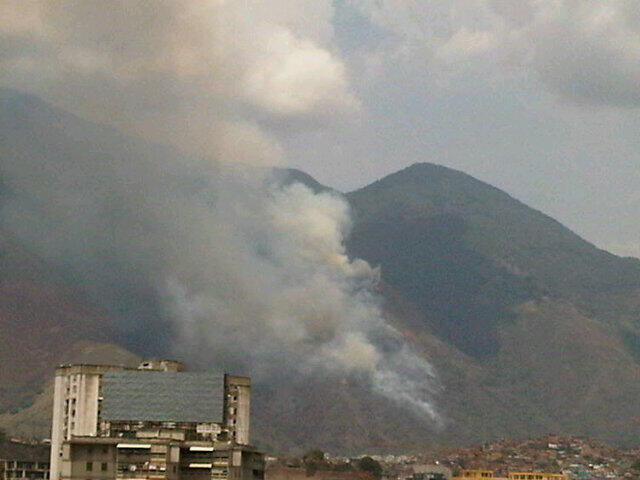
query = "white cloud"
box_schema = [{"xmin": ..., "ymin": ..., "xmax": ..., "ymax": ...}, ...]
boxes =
[
  {"xmin": 242, "ymin": 26, "xmax": 359, "ymax": 116},
  {"xmin": 0, "ymin": 0, "xmax": 359, "ymax": 164}
]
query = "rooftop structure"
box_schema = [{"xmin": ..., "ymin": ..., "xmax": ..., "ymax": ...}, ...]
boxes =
[{"xmin": 100, "ymin": 370, "xmax": 225, "ymax": 423}]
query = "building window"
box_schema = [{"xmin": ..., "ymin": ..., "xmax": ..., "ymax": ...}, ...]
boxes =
[
  {"xmin": 86, "ymin": 462, "xmax": 93, "ymax": 471},
  {"xmin": 101, "ymin": 463, "xmax": 107, "ymax": 471}
]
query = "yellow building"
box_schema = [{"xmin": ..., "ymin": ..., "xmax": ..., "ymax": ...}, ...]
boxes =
[
  {"xmin": 451, "ymin": 470, "xmax": 569, "ymax": 480},
  {"xmin": 508, "ymin": 473, "xmax": 566, "ymax": 480},
  {"xmin": 453, "ymin": 470, "xmax": 567, "ymax": 480}
]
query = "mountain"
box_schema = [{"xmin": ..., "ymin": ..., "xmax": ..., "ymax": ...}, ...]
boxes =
[
  {"xmin": 272, "ymin": 167, "xmax": 334, "ymax": 195},
  {"xmin": 0, "ymin": 89, "xmax": 162, "ymax": 437},
  {"xmin": 345, "ymin": 164, "xmax": 640, "ymax": 447},
  {"xmin": 0, "ymin": 87, "xmax": 192, "ymax": 356},
  {"xmin": 274, "ymin": 164, "xmax": 640, "ymax": 449},
  {"xmin": 346, "ymin": 163, "xmax": 640, "ymax": 358},
  {"xmin": 0, "ymin": 227, "xmax": 140, "ymax": 438},
  {"xmin": 0, "ymin": 90, "xmax": 638, "ymax": 450}
]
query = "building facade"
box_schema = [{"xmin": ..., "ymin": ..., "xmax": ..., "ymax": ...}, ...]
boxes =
[
  {"xmin": 0, "ymin": 440, "xmax": 50, "ymax": 480},
  {"xmin": 50, "ymin": 361, "xmax": 262, "ymax": 480},
  {"xmin": 0, "ymin": 458, "xmax": 50, "ymax": 480}
]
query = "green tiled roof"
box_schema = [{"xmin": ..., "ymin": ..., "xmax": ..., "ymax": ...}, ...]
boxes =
[{"xmin": 101, "ymin": 370, "xmax": 224, "ymax": 423}]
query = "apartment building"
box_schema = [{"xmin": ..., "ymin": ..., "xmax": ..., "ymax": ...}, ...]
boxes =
[{"xmin": 50, "ymin": 360, "xmax": 262, "ymax": 480}]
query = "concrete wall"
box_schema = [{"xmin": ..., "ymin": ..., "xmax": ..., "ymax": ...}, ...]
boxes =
[
  {"xmin": 61, "ymin": 443, "xmax": 117, "ymax": 480},
  {"xmin": 224, "ymin": 376, "xmax": 251, "ymax": 446},
  {"xmin": 49, "ymin": 374, "xmax": 66, "ymax": 480},
  {"xmin": 235, "ymin": 385, "xmax": 250, "ymax": 446},
  {"xmin": 50, "ymin": 365, "xmax": 121, "ymax": 480}
]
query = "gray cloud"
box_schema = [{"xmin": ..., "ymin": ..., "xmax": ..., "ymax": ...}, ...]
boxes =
[
  {"xmin": 351, "ymin": 0, "xmax": 640, "ymax": 107},
  {"xmin": 529, "ymin": 1, "xmax": 640, "ymax": 107}
]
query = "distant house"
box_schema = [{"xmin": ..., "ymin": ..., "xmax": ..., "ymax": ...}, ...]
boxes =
[{"xmin": 408, "ymin": 464, "xmax": 452, "ymax": 480}]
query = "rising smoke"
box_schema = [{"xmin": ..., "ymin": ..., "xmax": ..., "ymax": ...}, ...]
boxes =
[
  {"xmin": 164, "ymin": 174, "xmax": 441, "ymax": 422},
  {"xmin": 0, "ymin": 97, "xmax": 440, "ymax": 423},
  {"xmin": 0, "ymin": 0, "xmax": 441, "ymax": 426}
]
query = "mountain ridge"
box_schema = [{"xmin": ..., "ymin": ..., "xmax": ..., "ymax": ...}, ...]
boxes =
[{"xmin": 0, "ymin": 91, "xmax": 638, "ymax": 450}]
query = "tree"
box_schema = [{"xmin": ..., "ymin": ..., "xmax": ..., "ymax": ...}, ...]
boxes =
[
  {"xmin": 303, "ymin": 449, "xmax": 326, "ymax": 476},
  {"xmin": 303, "ymin": 450, "xmax": 325, "ymax": 463},
  {"xmin": 357, "ymin": 456, "xmax": 382, "ymax": 479}
]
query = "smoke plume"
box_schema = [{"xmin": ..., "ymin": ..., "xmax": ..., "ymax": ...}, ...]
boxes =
[
  {"xmin": 0, "ymin": 96, "xmax": 440, "ymax": 424},
  {"xmin": 164, "ymin": 174, "xmax": 441, "ymax": 422},
  {"xmin": 0, "ymin": 0, "xmax": 440, "ymax": 424}
]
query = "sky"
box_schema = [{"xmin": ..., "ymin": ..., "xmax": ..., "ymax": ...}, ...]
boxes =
[{"xmin": 1, "ymin": 0, "xmax": 638, "ymax": 258}]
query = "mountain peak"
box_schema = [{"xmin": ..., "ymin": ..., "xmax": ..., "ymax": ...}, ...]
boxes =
[
  {"xmin": 272, "ymin": 167, "xmax": 334, "ymax": 195},
  {"xmin": 359, "ymin": 162, "xmax": 504, "ymax": 200},
  {"xmin": 347, "ymin": 159, "xmax": 640, "ymax": 316},
  {"xmin": 404, "ymin": 161, "xmax": 467, "ymax": 176}
]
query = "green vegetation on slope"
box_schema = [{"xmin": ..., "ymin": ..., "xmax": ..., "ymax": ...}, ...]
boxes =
[
  {"xmin": 348, "ymin": 163, "xmax": 640, "ymax": 298},
  {"xmin": 347, "ymin": 163, "xmax": 640, "ymax": 358}
]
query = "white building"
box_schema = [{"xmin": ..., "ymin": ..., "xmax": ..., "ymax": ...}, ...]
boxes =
[{"xmin": 49, "ymin": 360, "xmax": 258, "ymax": 480}]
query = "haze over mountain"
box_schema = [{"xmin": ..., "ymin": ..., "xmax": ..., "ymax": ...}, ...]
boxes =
[
  {"xmin": 1, "ymin": 91, "xmax": 639, "ymax": 451},
  {"xmin": 2, "ymin": 1, "xmax": 639, "ymax": 260}
]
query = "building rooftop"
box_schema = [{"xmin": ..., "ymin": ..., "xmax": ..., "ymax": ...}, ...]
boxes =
[
  {"xmin": 0, "ymin": 441, "xmax": 49, "ymax": 462},
  {"xmin": 100, "ymin": 370, "xmax": 225, "ymax": 423}
]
